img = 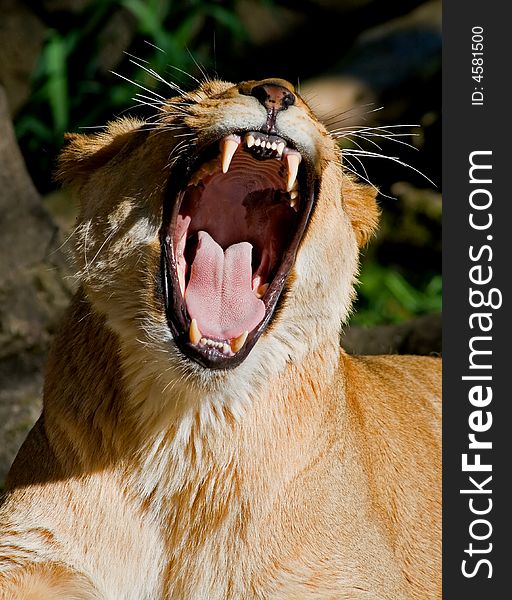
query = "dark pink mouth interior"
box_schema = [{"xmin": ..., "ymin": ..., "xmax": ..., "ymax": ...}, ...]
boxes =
[{"xmin": 175, "ymin": 148, "xmax": 299, "ymax": 341}]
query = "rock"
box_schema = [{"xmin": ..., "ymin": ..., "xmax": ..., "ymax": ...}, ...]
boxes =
[
  {"xmin": 0, "ymin": 85, "xmax": 73, "ymax": 486},
  {"xmin": 341, "ymin": 312, "xmax": 442, "ymax": 356},
  {"xmin": 0, "ymin": 0, "xmax": 46, "ymax": 114}
]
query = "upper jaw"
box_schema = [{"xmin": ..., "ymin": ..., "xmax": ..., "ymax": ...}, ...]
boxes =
[{"xmin": 159, "ymin": 124, "xmax": 318, "ymax": 370}]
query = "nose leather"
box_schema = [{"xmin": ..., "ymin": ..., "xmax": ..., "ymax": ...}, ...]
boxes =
[
  {"xmin": 250, "ymin": 83, "xmax": 296, "ymax": 112},
  {"xmin": 239, "ymin": 79, "xmax": 296, "ymax": 134}
]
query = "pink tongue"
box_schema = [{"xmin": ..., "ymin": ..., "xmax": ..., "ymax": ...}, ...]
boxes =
[{"xmin": 184, "ymin": 231, "xmax": 265, "ymax": 340}]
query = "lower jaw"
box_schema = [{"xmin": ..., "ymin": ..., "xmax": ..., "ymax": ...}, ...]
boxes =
[{"xmin": 159, "ymin": 149, "xmax": 317, "ymax": 371}]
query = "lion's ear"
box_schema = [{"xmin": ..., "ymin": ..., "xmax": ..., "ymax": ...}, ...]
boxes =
[
  {"xmin": 342, "ymin": 176, "xmax": 380, "ymax": 247},
  {"xmin": 56, "ymin": 117, "xmax": 145, "ymax": 186}
]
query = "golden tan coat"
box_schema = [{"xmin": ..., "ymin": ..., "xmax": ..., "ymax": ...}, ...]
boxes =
[{"xmin": 0, "ymin": 79, "xmax": 441, "ymax": 599}]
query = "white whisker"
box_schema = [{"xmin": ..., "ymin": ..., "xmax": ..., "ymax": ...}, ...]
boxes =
[
  {"xmin": 168, "ymin": 65, "xmax": 201, "ymax": 86},
  {"xmin": 111, "ymin": 71, "xmax": 166, "ymax": 101},
  {"xmin": 343, "ymin": 149, "xmax": 436, "ymax": 187}
]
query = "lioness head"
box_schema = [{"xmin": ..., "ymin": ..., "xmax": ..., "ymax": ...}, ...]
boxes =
[{"xmin": 58, "ymin": 78, "xmax": 378, "ymax": 407}]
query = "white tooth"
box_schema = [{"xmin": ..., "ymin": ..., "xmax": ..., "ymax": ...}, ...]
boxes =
[
  {"xmin": 230, "ymin": 331, "xmax": 249, "ymax": 353},
  {"xmin": 246, "ymin": 134, "xmax": 255, "ymax": 148},
  {"xmin": 255, "ymin": 138, "xmax": 261, "ymax": 147},
  {"xmin": 252, "ymin": 274, "xmax": 262, "ymax": 292},
  {"xmin": 222, "ymin": 343, "xmax": 231, "ymax": 355},
  {"xmin": 286, "ymin": 152, "xmax": 301, "ymax": 192},
  {"xmin": 255, "ymin": 283, "xmax": 269, "ymax": 299},
  {"xmin": 200, "ymin": 337, "xmax": 207, "ymax": 346},
  {"xmin": 271, "ymin": 142, "xmax": 277, "ymax": 150},
  {"xmin": 178, "ymin": 270, "xmax": 186, "ymax": 296},
  {"xmin": 277, "ymin": 142, "xmax": 285, "ymax": 155},
  {"xmin": 189, "ymin": 319, "xmax": 201, "ymax": 345},
  {"xmin": 290, "ymin": 189, "xmax": 298, "ymax": 199},
  {"xmin": 221, "ymin": 138, "xmax": 239, "ymax": 173},
  {"xmin": 267, "ymin": 141, "xmax": 272, "ymax": 149},
  {"xmin": 290, "ymin": 197, "xmax": 298, "ymax": 211}
]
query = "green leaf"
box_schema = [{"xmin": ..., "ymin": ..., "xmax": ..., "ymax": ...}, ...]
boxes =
[{"xmin": 43, "ymin": 31, "xmax": 69, "ymax": 134}]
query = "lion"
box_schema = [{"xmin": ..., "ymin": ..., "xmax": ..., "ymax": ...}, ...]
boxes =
[{"xmin": 0, "ymin": 78, "xmax": 441, "ymax": 599}]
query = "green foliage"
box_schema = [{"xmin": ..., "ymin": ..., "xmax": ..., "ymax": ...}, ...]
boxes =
[
  {"xmin": 14, "ymin": 0, "xmax": 246, "ymax": 188},
  {"xmin": 352, "ymin": 263, "xmax": 442, "ymax": 326}
]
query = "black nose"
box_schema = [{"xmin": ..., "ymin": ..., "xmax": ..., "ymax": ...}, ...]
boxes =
[{"xmin": 247, "ymin": 83, "xmax": 296, "ymax": 112}]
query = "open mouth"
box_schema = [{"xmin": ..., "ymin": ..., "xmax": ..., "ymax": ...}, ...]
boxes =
[{"xmin": 160, "ymin": 130, "xmax": 316, "ymax": 369}]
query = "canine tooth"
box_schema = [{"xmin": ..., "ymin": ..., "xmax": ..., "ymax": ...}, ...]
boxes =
[
  {"xmin": 221, "ymin": 138, "xmax": 239, "ymax": 173},
  {"xmin": 246, "ymin": 134, "xmax": 255, "ymax": 148},
  {"xmin": 189, "ymin": 319, "xmax": 201, "ymax": 345},
  {"xmin": 256, "ymin": 283, "xmax": 269, "ymax": 299},
  {"xmin": 231, "ymin": 331, "xmax": 249, "ymax": 353},
  {"xmin": 286, "ymin": 153, "xmax": 301, "ymax": 192},
  {"xmin": 255, "ymin": 138, "xmax": 261, "ymax": 147}
]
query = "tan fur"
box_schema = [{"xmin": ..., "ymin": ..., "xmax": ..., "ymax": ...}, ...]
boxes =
[{"xmin": 0, "ymin": 79, "xmax": 440, "ymax": 599}]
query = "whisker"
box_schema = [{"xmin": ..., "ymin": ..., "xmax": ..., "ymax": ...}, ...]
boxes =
[
  {"xmin": 324, "ymin": 105, "xmax": 384, "ymax": 128},
  {"xmin": 335, "ymin": 130, "xmax": 417, "ymax": 152},
  {"xmin": 341, "ymin": 156, "xmax": 395, "ymax": 200},
  {"xmin": 343, "ymin": 149, "xmax": 436, "ymax": 187},
  {"xmin": 134, "ymin": 93, "xmax": 167, "ymax": 106},
  {"xmin": 167, "ymin": 65, "xmax": 201, "ymax": 85},
  {"xmin": 111, "ymin": 70, "xmax": 167, "ymax": 101},
  {"xmin": 79, "ymin": 125, "xmax": 109, "ymax": 131},
  {"xmin": 133, "ymin": 98, "xmax": 164, "ymax": 111},
  {"xmin": 186, "ymin": 48, "xmax": 210, "ymax": 84},
  {"xmin": 341, "ymin": 156, "xmax": 388, "ymax": 199},
  {"xmin": 128, "ymin": 59, "xmax": 187, "ymax": 96},
  {"xmin": 331, "ymin": 124, "xmax": 419, "ymax": 134},
  {"xmin": 322, "ymin": 102, "xmax": 378, "ymax": 125},
  {"xmin": 88, "ymin": 227, "xmax": 118, "ymax": 270},
  {"xmin": 144, "ymin": 40, "xmax": 166, "ymax": 53},
  {"xmin": 337, "ymin": 132, "xmax": 383, "ymax": 151},
  {"xmin": 124, "ymin": 51, "xmax": 149, "ymax": 64}
]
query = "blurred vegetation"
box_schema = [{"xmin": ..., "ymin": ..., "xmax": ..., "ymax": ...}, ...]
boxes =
[
  {"xmin": 15, "ymin": 0, "xmax": 247, "ymax": 189},
  {"xmin": 12, "ymin": 0, "xmax": 441, "ymax": 327}
]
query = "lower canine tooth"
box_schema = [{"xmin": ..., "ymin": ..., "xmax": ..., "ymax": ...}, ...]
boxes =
[
  {"xmin": 189, "ymin": 319, "xmax": 202, "ymax": 345},
  {"xmin": 256, "ymin": 283, "xmax": 269, "ymax": 298},
  {"xmin": 221, "ymin": 137, "xmax": 239, "ymax": 173},
  {"xmin": 231, "ymin": 331, "xmax": 249, "ymax": 353}
]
